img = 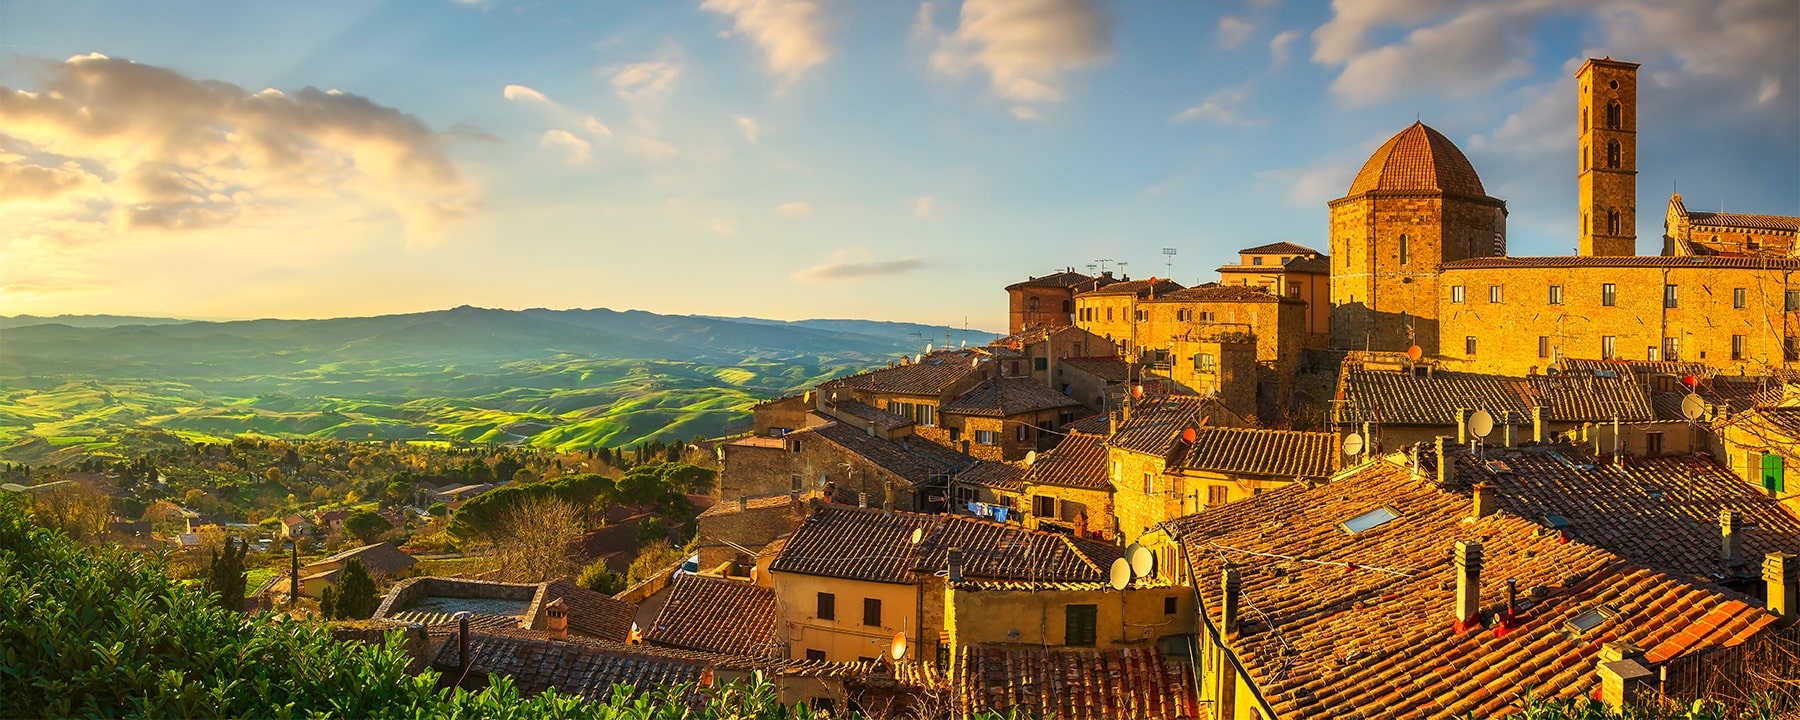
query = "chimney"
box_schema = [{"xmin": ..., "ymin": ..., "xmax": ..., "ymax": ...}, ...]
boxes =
[
  {"xmin": 1109, "ymin": 409, "xmax": 1120, "ymax": 436},
  {"xmin": 544, "ymin": 598, "xmax": 568, "ymax": 640},
  {"xmin": 1596, "ymin": 641, "xmax": 1654, "ymax": 712},
  {"xmin": 1471, "ymin": 482, "xmax": 1497, "ymax": 520},
  {"xmin": 1220, "ymin": 565, "xmax": 1241, "ymax": 638},
  {"xmin": 1436, "ymin": 436, "xmax": 1457, "ymax": 489},
  {"xmin": 1721, "ymin": 509, "xmax": 1742, "ymax": 561},
  {"xmin": 454, "ymin": 611, "xmax": 473, "ymax": 681},
  {"xmin": 1765, "ymin": 552, "xmax": 1798, "ymax": 616},
  {"xmin": 1362, "ymin": 421, "xmax": 1376, "ymax": 455},
  {"xmin": 883, "ymin": 480, "xmax": 895, "ymax": 512},
  {"xmin": 1533, "ymin": 405, "xmax": 1548, "ymax": 444},
  {"xmin": 738, "ymin": 495, "xmax": 748, "ymax": 512},
  {"xmin": 1456, "ymin": 408, "xmax": 1471, "ymax": 444},
  {"xmin": 1501, "ymin": 412, "xmax": 1517, "ymax": 448},
  {"xmin": 947, "ymin": 547, "xmax": 964, "ymax": 582},
  {"xmin": 1590, "ymin": 423, "xmax": 1606, "ymax": 456},
  {"xmin": 1453, "ymin": 540, "xmax": 1483, "ymax": 630},
  {"xmin": 858, "ymin": 492, "xmax": 869, "ymax": 509}
]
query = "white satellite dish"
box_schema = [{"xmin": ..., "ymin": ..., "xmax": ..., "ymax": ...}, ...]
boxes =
[
  {"xmin": 1128, "ymin": 544, "xmax": 1155, "ymax": 578},
  {"xmin": 1468, "ymin": 410, "xmax": 1495, "ymax": 439},
  {"xmin": 1108, "ymin": 558, "xmax": 1131, "ymax": 591},
  {"xmin": 1341, "ymin": 432, "xmax": 1365, "ymax": 457},
  {"xmin": 1024, "ymin": 450, "xmax": 1037, "ymax": 466},
  {"xmin": 890, "ymin": 631, "xmax": 908, "ymax": 660},
  {"xmin": 970, "ymin": 356, "xmax": 981, "ymax": 368},
  {"xmin": 914, "ymin": 354, "xmax": 922, "ymax": 363},
  {"xmin": 749, "ymin": 565, "xmax": 760, "ymax": 583},
  {"xmin": 1681, "ymin": 393, "xmax": 1706, "ymax": 422},
  {"xmin": 909, "ymin": 527, "xmax": 923, "ymax": 545},
  {"xmin": 925, "ymin": 343, "xmax": 934, "ymax": 354}
]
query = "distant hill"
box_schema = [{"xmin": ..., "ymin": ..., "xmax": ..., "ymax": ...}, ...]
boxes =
[
  {"xmin": 0, "ymin": 314, "xmax": 194, "ymax": 329},
  {"xmin": 0, "ymin": 306, "xmax": 953, "ymax": 462},
  {"xmin": 694, "ymin": 315, "xmax": 1000, "ymax": 348}
]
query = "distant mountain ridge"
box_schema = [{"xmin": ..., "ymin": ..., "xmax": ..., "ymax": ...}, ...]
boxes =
[{"xmin": 0, "ymin": 314, "xmax": 194, "ymax": 329}]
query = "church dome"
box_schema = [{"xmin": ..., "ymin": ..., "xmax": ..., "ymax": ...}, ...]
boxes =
[{"xmin": 1345, "ymin": 122, "xmax": 1487, "ymax": 198}]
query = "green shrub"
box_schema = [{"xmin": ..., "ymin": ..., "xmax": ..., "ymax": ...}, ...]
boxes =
[{"xmin": 577, "ymin": 559, "xmax": 628, "ymax": 595}]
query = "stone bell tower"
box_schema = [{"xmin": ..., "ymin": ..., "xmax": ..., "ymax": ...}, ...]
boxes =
[{"xmin": 1577, "ymin": 57, "xmax": 1640, "ymax": 257}]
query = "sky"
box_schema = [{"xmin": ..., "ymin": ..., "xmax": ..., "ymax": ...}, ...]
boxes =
[{"xmin": 0, "ymin": 0, "xmax": 1794, "ymax": 331}]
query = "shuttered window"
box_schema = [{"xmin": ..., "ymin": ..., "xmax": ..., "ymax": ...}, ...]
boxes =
[
  {"xmin": 1065, "ymin": 604, "xmax": 1097, "ymax": 647},
  {"xmin": 863, "ymin": 598, "xmax": 882, "ymax": 627},
  {"xmin": 817, "ymin": 592, "xmax": 835, "ymax": 620}
]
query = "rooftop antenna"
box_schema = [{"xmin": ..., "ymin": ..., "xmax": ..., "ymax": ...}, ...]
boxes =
[
  {"xmin": 1162, "ymin": 247, "xmax": 1177, "ymax": 276},
  {"xmin": 1091, "ymin": 258, "xmax": 1113, "ymax": 275},
  {"xmin": 1116, "ymin": 261, "xmax": 1129, "ymax": 278}
]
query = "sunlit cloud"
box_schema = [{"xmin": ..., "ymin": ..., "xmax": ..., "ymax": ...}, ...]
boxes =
[
  {"xmin": 1217, "ymin": 16, "xmax": 1253, "ymax": 50},
  {"xmin": 913, "ymin": 195, "xmax": 937, "ymax": 218},
  {"xmin": 736, "ymin": 116, "xmax": 759, "ymax": 143},
  {"xmin": 609, "ymin": 59, "xmax": 683, "ymax": 105},
  {"xmin": 776, "ymin": 200, "xmax": 813, "ymax": 218},
  {"xmin": 1268, "ymin": 30, "xmax": 1299, "ymax": 67},
  {"xmin": 927, "ymin": 0, "xmax": 1113, "ymax": 117},
  {"xmin": 793, "ymin": 247, "xmax": 928, "ymax": 284},
  {"xmin": 701, "ymin": 0, "xmax": 834, "ymax": 83},
  {"xmin": 1174, "ymin": 84, "xmax": 1258, "ymax": 126},
  {"xmin": 539, "ymin": 130, "xmax": 592, "ymax": 164},
  {"xmin": 503, "ymin": 84, "xmax": 551, "ymax": 104}
]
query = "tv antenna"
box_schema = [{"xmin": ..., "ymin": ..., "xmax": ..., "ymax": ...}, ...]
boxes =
[
  {"xmin": 1090, "ymin": 258, "xmax": 1113, "ymax": 275},
  {"xmin": 1115, "ymin": 261, "xmax": 1129, "ymax": 278},
  {"xmin": 1162, "ymin": 247, "xmax": 1177, "ymax": 276}
]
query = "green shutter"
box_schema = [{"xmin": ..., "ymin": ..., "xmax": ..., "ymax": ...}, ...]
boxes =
[
  {"xmin": 1763, "ymin": 454, "xmax": 1785, "ymax": 493},
  {"xmin": 1065, "ymin": 604, "xmax": 1097, "ymax": 647},
  {"xmin": 1034, "ymin": 357, "xmax": 1047, "ymax": 371}
]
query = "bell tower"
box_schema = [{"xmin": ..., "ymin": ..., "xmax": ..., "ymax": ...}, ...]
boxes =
[{"xmin": 1576, "ymin": 57, "xmax": 1639, "ymax": 256}]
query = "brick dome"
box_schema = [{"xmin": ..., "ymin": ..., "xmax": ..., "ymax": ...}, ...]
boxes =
[{"xmin": 1345, "ymin": 122, "xmax": 1487, "ymax": 197}]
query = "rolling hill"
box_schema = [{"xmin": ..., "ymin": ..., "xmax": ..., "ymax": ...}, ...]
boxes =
[{"xmin": 0, "ymin": 307, "xmax": 999, "ymax": 463}]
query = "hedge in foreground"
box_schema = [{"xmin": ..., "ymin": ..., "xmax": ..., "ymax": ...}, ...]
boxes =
[{"xmin": 0, "ymin": 494, "xmax": 824, "ymax": 719}]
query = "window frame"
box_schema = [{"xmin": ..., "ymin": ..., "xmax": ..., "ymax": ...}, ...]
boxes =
[
  {"xmin": 817, "ymin": 592, "xmax": 836, "ymax": 621},
  {"xmin": 1601, "ymin": 283, "xmax": 1616, "ymax": 307},
  {"xmin": 1064, "ymin": 604, "xmax": 1098, "ymax": 647},
  {"xmin": 1548, "ymin": 285, "xmax": 1564, "ymax": 305},
  {"xmin": 862, "ymin": 598, "xmax": 882, "ymax": 627},
  {"xmin": 1663, "ymin": 284, "xmax": 1679, "ymax": 309},
  {"xmin": 1450, "ymin": 285, "xmax": 1465, "ymax": 304},
  {"xmin": 1488, "ymin": 285, "xmax": 1503, "ymax": 304},
  {"xmin": 1466, "ymin": 336, "xmax": 1478, "ymax": 355}
]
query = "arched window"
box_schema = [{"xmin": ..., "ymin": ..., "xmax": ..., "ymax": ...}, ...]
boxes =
[
  {"xmin": 1398, "ymin": 234, "xmax": 1409, "ymax": 265},
  {"xmin": 1607, "ymin": 140, "xmax": 1620, "ymax": 169},
  {"xmin": 1583, "ymin": 147, "xmax": 1589, "ymax": 169},
  {"xmin": 1582, "ymin": 107, "xmax": 1589, "ymax": 129},
  {"xmin": 1606, "ymin": 101, "xmax": 1620, "ymax": 129},
  {"xmin": 1608, "ymin": 210, "xmax": 1620, "ymax": 235}
]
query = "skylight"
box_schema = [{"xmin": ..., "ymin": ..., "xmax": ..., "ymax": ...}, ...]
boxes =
[
  {"xmin": 1564, "ymin": 606, "xmax": 1613, "ymax": 635},
  {"xmin": 1337, "ymin": 507, "xmax": 1398, "ymax": 535}
]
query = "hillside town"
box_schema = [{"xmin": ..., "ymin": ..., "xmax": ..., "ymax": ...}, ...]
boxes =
[{"xmin": 9, "ymin": 56, "xmax": 1800, "ymax": 718}]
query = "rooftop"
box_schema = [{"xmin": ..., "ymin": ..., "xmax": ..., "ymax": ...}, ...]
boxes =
[
  {"xmin": 1074, "ymin": 277, "xmax": 1184, "ymax": 298},
  {"xmin": 1180, "ymin": 427, "xmax": 1340, "ymax": 480},
  {"xmin": 1021, "ymin": 431, "xmax": 1111, "ymax": 490},
  {"xmin": 644, "ymin": 574, "xmax": 777, "ymax": 656},
  {"xmin": 823, "ymin": 399, "xmax": 914, "ymax": 431},
  {"xmin": 1110, "ymin": 395, "xmax": 1242, "ymax": 457},
  {"xmin": 1152, "ymin": 284, "xmax": 1293, "ymax": 304},
  {"xmin": 1334, "ymin": 363, "xmax": 1654, "ymax": 426},
  {"xmin": 1058, "ymin": 356, "xmax": 1131, "ymax": 383},
  {"xmin": 1004, "ymin": 269, "xmax": 1110, "ymax": 291},
  {"xmin": 303, "ymin": 542, "xmax": 416, "ymax": 577},
  {"xmin": 956, "ymin": 461, "xmax": 1025, "ymax": 492},
  {"xmin": 769, "ymin": 504, "xmax": 939, "ymax": 584},
  {"xmin": 805, "ymin": 419, "xmax": 977, "ymax": 488},
  {"xmin": 1238, "ymin": 241, "xmax": 1320, "ymax": 256},
  {"xmin": 949, "ymin": 646, "xmax": 1197, "ymax": 720},
  {"xmin": 1685, "ymin": 210, "xmax": 1800, "ymax": 233},
  {"xmin": 1345, "ymin": 122, "xmax": 1489, "ymax": 199},
  {"xmin": 821, "ymin": 349, "xmax": 981, "ymax": 397},
  {"xmin": 939, "ymin": 377, "xmax": 1084, "ymax": 417},
  {"xmin": 771, "ymin": 503, "xmax": 1125, "ymax": 586},
  {"xmin": 1443, "ymin": 255, "xmax": 1800, "ymax": 270}
]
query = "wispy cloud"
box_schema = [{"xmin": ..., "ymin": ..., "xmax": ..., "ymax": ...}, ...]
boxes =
[
  {"xmin": 608, "ymin": 59, "xmax": 683, "ymax": 105},
  {"xmin": 539, "ymin": 130, "xmax": 592, "ymax": 164},
  {"xmin": 1173, "ymin": 84, "xmax": 1258, "ymax": 126},
  {"xmin": 1268, "ymin": 29, "xmax": 1299, "ymax": 67},
  {"xmin": 701, "ymin": 0, "xmax": 834, "ymax": 83},
  {"xmin": 776, "ymin": 200, "xmax": 813, "ymax": 218},
  {"xmin": 926, "ymin": 0, "xmax": 1113, "ymax": 117},
  {"xmin": 793, "ymin": 248, "xmax": 928, "ymax": 284},
  {"xmin": 1217, "ymin": 16, "xmax": 1253, "ymax": 50},
  {"xmin": 503, "ymin": 84, "xmax": 551, "ymax": 104},
  {"xmin": 1254, "ymin": 163, "xmax": 1356, "ymax": 207},
  {"xmin": 736, "ymin": 116, "xmax": 759, "ymax": 143},
  {"xmin": 913, "ymin": 195, "xmax": 937, "ymax": 218}
]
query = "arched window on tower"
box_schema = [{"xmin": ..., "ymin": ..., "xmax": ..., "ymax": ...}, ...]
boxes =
[
  {"xmin": 1608, "ymin": 210, "xmax": 1620, "ymax": 236},
  {"xmin": 1398, "ymin": 234, "xmax": 1408, "ymax": 265},
  {"xmin": 1606, "ymin": 101, "xmax": 1621, "ymax": 129},
  {"xmin": 1607, "ymin": 140, "xmax": 1620, "ymax": 169},
  {"xmin": 1583, "ymin": 107, "xmax": 1589, "ymax": 129},
  {"xmin": 1583, "ymin": 147, "xmax": 1589, "ymax": 169}
]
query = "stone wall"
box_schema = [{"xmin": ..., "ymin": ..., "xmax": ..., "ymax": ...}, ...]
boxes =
[
  {"xmin": 1009, "ymin": 286, "xmax": 1077, "ymax": 334},
  {"xmin": 1018, "ymin": 482, "xmax": 1114, "ymax": 539}
]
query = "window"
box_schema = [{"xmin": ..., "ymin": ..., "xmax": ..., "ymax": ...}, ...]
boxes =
[
  {"xmin": 1664, "ymin": 285, "xmax": 1679, "ymax": 308},
  {"xmin": 1607, "ymin": 209, "xmax": 1620, "ymax": 235},
  {"xmin": 1735, "ymin": 288, "xmax": 1747, "ymax": 308},
  {"xmin": 1106, "ymin": 308, "xmax": 1114, "ymax": 322},
  {"xmin": 1034, "ymin": 357, "xmax": 1047, "ymax": 371},
  {"xmin": 948, "ymin": 427, "xmax": 961, "ymax": 442},
  {"xmin": 863, "ymin": 598, "xmax": 881, "ymax": 627},
  {"xmin": 789, "ymin": 439, "xmax": 802, "ymax": 454},
  {"xmin": 1010, "ymin": 361, "xmax": 1021, "ymax": 375},
  {"xmin": 1164, "ymin": 597, "xmax": 1178, "ymax": 615},
  {"xmin": 806, "ymin": 649, "xmax": 827, "ymax": 661},
  {"xmin": 1787, "ymin": 337, "xmax": 1799, "ymax": 362},
  {"xmin": 791, "ymin": 474, "xmax": 803, "ymax": 491},
  {"xmin": 1606, "ymin": 100, "xmax": 1620, "ymax": 129},
  {"xmin": 1733, "ymin": 335, "xmax": 1746, "ymax": 361},
  {"xmin": 1760, "ymin": 453, "xmax": 1786, "ymax": 493},
  {"xmin": 1583, "ymin": 107, "xmax": 1589, "ymax": 129},
  {"xmin": 1663, "ymin": 337, "xmax": 1679, "ymax": 362},
  {"xmin": 1489, "ymin": 285, "xmax": 1503, "ymax": 303},
  {"xmin": 1601, "ymin": 336, "xmax": 1617, "ymax": 359},
  {"xmin": 953, "ymin": 485, "xmax": 976, "ymax": 504},
  {"xmin": 1059, "ymin": 498, "xmax": 1087, "ymax": 523},
  {"xmin": 817, "ymin": 592, "xmax": 835, "ymax": 621},
  {"xmin": 1033, "ymin": 495, "xmax": 1055, "ymax": 518},
  {"xmin": 1206, "ymin": 485, "xmax": 1229, "ymax": 507},
  {"xmin": 1142, "ymin": 472, "xmax": 1153, "ymax": 495},
  {"xmin": 1606, "ymin": 140, "xmax": 1620, "ymax": 169},
  {"xmin": 1538, "ymin": 336, "xmax": 1551, "ymax": 359},
  {"xmin": 1064, "ymin": 604, "xmax": 1097, "ymax": 647},
  {"xmin": 1252, "ymin": 256, "xmax": 1263, "ymax": 266},
  {"xmin": 1450, "ymin": 285, "xmax": 1465, "ymax": 304},
  {"xmin": 973, "ymin": 430, "xmax": 996, "ymax": 445},
  {"xmin": 1787, "ymin": 290, "xmax": 1800, "ymax": 312},
  {"xmin": 1565, "ymin": 606, "xmax": 1614, "ymax": 635},
  {"xmin": 1465, "ymin": 336, "xmax": 1478, "ymax": 355},
  {"xmin": 1015, "ymin": 425, "xmax": 1029, "ymax": 442},
  {"xmin": 1601, "ymin": 283, "xmax": 1616, "ymax": 307},
  {"xmin": 1337, "ymin": 506, "xmax": 1398, "ymax": 535},
  {"xmin": 1062, "ymin": 299, "xmax": 1071, "ymax": 313},
  {"xmin": 1645, "ymin": 432, "xmax": 1664, "ymax": 456},
  {"xmin": 1548, "ymin": 285, "xmax": 1563, "ymax": 305},
  {"xmin": 1398, "ymin": 234, "xmax": 1409, "ymax": 265},
  {"xmin": 1028, "ymin": 297, "xmax": 1039, "ymax": 312}
]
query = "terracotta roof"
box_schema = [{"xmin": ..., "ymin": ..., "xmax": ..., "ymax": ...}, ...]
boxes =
[
  {"xmin": 913, "ymin": 514, "xmax": 1122, "ymax": 584},
  {"xmin": 1444, "ymin": 255, "xmax": 1800, "ymax": 270},
  {"xmin": 991, "ymin": 324, "xmax": 1092, "ymax": 347},
  {"xmin": 1650, "ymin": 377, "xmax": 1783, "ymax": 421},
  {"xmin": 697, "ymin": 493, "xmax": 803, "ymax": 519},
  {"xmin": 1063, "ymin": 413, "xmax": 1111, "ymax": 434},
  {"xmin": 1074, "ymin": 278, "xmax": 1184, "ymax": 298},
  {"xmin": 951, "ymin": 646, "xmax": 1198, "ymax": 720},
  {"xmin": 317, "ymin": 510, "xmax": 353, "ymax": 524},
  {"xmin": 1111, "ymin": 395, "xmax": 1238, "ymax": 457},
  {"xmin": 1022, "ymin": 431, "xmax": 1111, "ymax": 489},
  {"xmin": 1686, "ymin": 211, "xmax": 1800, "ymax": 232},
  {"xmin": 821, "ymin": 349, "xmax": 981, "ymax": 397},
  {"xmin": 539, "ymin": 580, "xmax": 635, "ymax": 642},
  {"xmin": 1005, "ymin": 270, "xmax": 1106, "ymax": 291},
  {"xmin": 1058, "ymin": 357, "xmax": 1130, "ymax": 383},
  {"xmin": 1238, "ymin": 241, "xmax": 1319, "ymax": 255},
  {"xmin": 432, "ymin": 631, "xmax": 858, "ymax": 701},
  {"xmin": 1334, "ymin": 364, "xmax": 1654, "ymax": 425},
  {"xmin": 825, "ymin": 399, "xmax": 914, "ymax": 431},
  {"xmin": 1180, "ymin": 427, "xmax": 1340, "ymax": 480},
  {"xmin": 770, "ymin": 504, "xmax": 940, "ymax": 584},
  {"xmin": 305, "ymin": 542, "xmax": 416, "ymax": 577},
  {"xmin": 940, "ymin": 377, "xmax": 1083, "ymax": 417},
  {"xmin": 957, "ymin": 461, "xmax": 1025, "ymax": 492},
  {"xmin": 281, "ymin": 515, "xmax": 307, "ymax": 526},
  {"xmin": 1743, "ymin": 406, "xmax": 1800, "ymax": 438},
  {"xmin": 1561, "ymin": 358, "xmax": 1711, "ymax": 378},
  {"xmin": 644, "ymin": 574, "xmax": 777, "ymax": 656},
  {"xmin": 805, "ymin": 421, "xmax": 976, "ymax": 488},
  {"xmin": 1345, "ymin": 122, "xmax": 1488, "ymax": 198},
  {"xmin": 1152, "ymin": 284, "xmax": 1288, "ymax": 303},
  {"xmin": 1283, "ymin": 255, "xmax": 1331, "ymax": 273},
  {"xmin": 1168, "ymin": 456, "xmax": 1783, "ymax": 719}
]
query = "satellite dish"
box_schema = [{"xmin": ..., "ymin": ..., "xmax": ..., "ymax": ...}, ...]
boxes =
[
  {"xmin": 971, "ymin": 356, "xmax": 981, "ymax": 368},
  {"xmin": 1681, "ymin": 393, "xmax": 1706, "ymax": 421},
  {"xmin": 1181, "ymin": 427, "xmax": 1197, "ymax": 444},
  {"xmin": 1468, "ymin": 410, "xmax": 1495, "ymax": 439},
  {"xmin": 1407, "ymin": 345, "xmax": 1423, "ymax": 362},
  {"xmin": 1682, "ymin": 375, "xmax": 1698, "ymax": 388},
  {"xmin": 1108, "ymin": 558, "xmax": 1131, "ymax": 591},
  {"xmin": 909, "ymin": 527, "xmax": 923, "ymax": 545},
  {"xmin": 1132, "ymin": 385, "xmax": 1145, "ymax": 399},
  {"xmin": 749, "ymin": 565, "xmax": 760, "ymax": 583},
  {"xmin": 890, "ymin": 631, "xmax": 908, "ymax": 660},
  {"xmin": 926, "ymin": 343, "xmax": 934, "ymax": 354},
  {"xmin": 1341, "ymin": 432, "xmax": 1365, "ymax": 457},
  {"xmin": 1128, "ymin": 544, "xmax": 1155, "ymax": 578},
  {"xmin": 914, "ymin": 354, "xmax": 922, "ymax": 363},
  {"xmin": 1024, "ymin": 450, "xmax": 1037, "ymax": 466}
]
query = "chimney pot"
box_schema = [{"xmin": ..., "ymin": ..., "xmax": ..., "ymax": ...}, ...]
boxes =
[
  {"xmin": 1501, "ymin": 412, "xmax": 1517, "ymax": 448},
  {"xmin": 1453, "ymin": 540, "xmax": 1483, "ymax": 628},
  {"xmin": 1596, "ymin": 641, "xmax": 1654, "ymax": 712},
  {"xmin": 947, "ymin": 547, "xmax": 964, "ymax": 582},
  {"xmin": 738, "ymin": 495, "xmax": 748, "ymax": 512},
  {"xmin": 1532, "ymin": 406, "xmax": 1548, "ymax": 444},
  {"xmin": 1471, "ymin": 482, "xmax": 1497, "ymax": 520},
  {"xmin": 858, "ymin": 492, "xmax": 869, "ymax": 509},
  {"xmin": 1764, "ymin": 552, "xmax": 1799, "ymax": 616},
  {"xmin": 544, "ymin": 598, "xmax": 568, "ymax": 640},
  {"xmin": 1456, "ymin": 408, "xmax": 1471, "ymax": 444},
  {"xmin": 1436, "ymin": 436, "xmax": 1458, "ymax": 489},
  {"xmin": 454, "ymin": 611, "xmax": 473, "ymax": 680},
  {"xmin": 1221, "ymin": 565, "xmax": 1242, "ymax": 638},
  {"xmin": 1721, "ymin": 509, "xmax": 1742, "ymax": 561}
]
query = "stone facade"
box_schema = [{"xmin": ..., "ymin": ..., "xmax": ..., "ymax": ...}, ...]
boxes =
[
  {"xmin": 1329, "ymin": 191, "xmax": 1507, "ymax": 355},
  {"xmin": 694, "ymin": 495, "xmax": 809, "ymax": 568},
  {"xmin": 1577, "ymin": 57, "xmax": 1639, "ymax": 257},
  {"xmin": 752, "ymin": 394, "xmax": 815, "ymax": 437},
  {"xmin": 1161, "ymin": 339, "xmax": 1256, "ymax": 420},
  {"xmin": 1108, "ymin": 447, "xmax": 1183, "ymax": 544},
  {"xmin": 1664, "ymin": 194, "xmax": 1800, "ymax": 258},
  {"xmin": 1005, "ymin": 270, "xmax": 1114, "ymax": 334},
  {"xmin": 1019, "ymin": 482, "xmax": 1114, "ymax": 539},
  {"xmin": 1216, "ymin": 243, "xmax": 1332, "ymax": 348}
]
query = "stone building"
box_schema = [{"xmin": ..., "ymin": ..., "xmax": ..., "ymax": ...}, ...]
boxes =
[
  {"xmin": 1004, "ymin": 269, "xmax": 1117, "ymax": 334},
  {"xmin": 1071, "ymin": 277, "xmax": 1184, "ymax": 358},
  {"xmin": 1143, "ymin": 284, "xmax": 1307, "ymax": 417},
  {"xmin": 1016, "ymin": 430, "xmax": 1114, "ymax": 538},
  {"xmin": 1664, "ymin": 195, "xmax": 1800, "ymax": 257},
  {"xmin": 1577, "ymin": 57, "xmax": 1639, "ymax": 257},
  {"xmin": 936, "ymin": 377, "xmax": 1085, "ymax": 462},
  {"xmin": 986, "ymin": 324, "xmax": 1117, "ymax": 410},
  {"xmin": 1215, "ymin": 241, "xmax": 1331, "ymax": 347}
]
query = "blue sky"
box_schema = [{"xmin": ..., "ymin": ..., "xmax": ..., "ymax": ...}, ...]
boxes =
[{"xmin": 0, "ymin": 0, "xmax": 1793, "ymax": 331}]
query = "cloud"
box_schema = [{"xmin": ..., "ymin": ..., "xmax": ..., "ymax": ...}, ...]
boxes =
[
  {"xmin": 700, "ymin": 0, "xmax": 833, "ymax": 82},
  {"xmin": 1268, "ymin": 29, "xmax": 1299, "ymax": 67},
  {"xmin": 913, "ymin": 195, "xmax": 937, "ymax": 218},
  {"xmin": 1254, "ymin": 163, "xmax": 1357, "ymax": 207},
  {"xmin": 625, "ymin": 136, "xmax": 680, "ymax": 160},
  {"xmin": 927, "ymin": 0, "xmax": 1113, "ymax": 115},
  {"xmin": 1217, "ymin": 16, "xmax": 1253, "ymax": 50},
  {"xmin": 776, "ymin": 200, "xmax": 813, "ymax": 218},
  {"xmin": 608, "ymin": 60, "xmax": 683, "ymax": 105},
  {"xmin": 539, "ymin": 130, "xmax": 592, "ymax": 164},
  {"xmin": 708, "ymin": 217, "xmax": 739, "ymax": 235},
  {"xmin": 1010, "ymin": 105, "xmax": 1042, "ymax": 121},
  {"xmin": 1173, "ymin": 85, "xmax": 1258, "ymax": 126},
  {"xmin": 0, "ymin": 54, "xmax": 474, "ymax": 246},
  {"xmin": 583, "ymin": 117, "xmax": 614, "ymax": 140},
  {"xmin": 792, "ymin": 248, "xmax": 927, "ymax": 284},
  {"xmin": 1321, "ymin": 3, "xmax": 1535, "ymax": 105},
  {"xmin": 503, "ymin": 84, "xmax": 551, "ymax": 104},
  {"xmin": 736, "ymin": 115, "xmax": 759, "ymax": 143}
]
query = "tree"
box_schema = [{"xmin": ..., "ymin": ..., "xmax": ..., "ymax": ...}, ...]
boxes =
[
  {"xmin": 318, "ymin": 557, "xmax": 378, "ymax": 620},
  {"xmin": 491, "ymin": 495, "xmax": 584, "ymax": 583},
  {"xmin": 33, "ymin": 482, "xmax": 113, "ymax": 542},
  {"xmin": 342, "ymin": 511, "xmax": 392, "ymax": 545},
  {"xmin": 203, "ymin": 537, "xmax": 248, "ymax": 612},
  {"xmin": 380, "ymin": 480, "xmax": 411, "ymax": 509},
  {"xmin": 576, "ymin": 559, "xmax": 627, "ymax": 595},
  {"xmin": 427, "ymin": 502, "xmax": 448, "ymax": 518},
  {"xmin": 627, "ymin": 539, "xmax": 686, "ymax": 585}
]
